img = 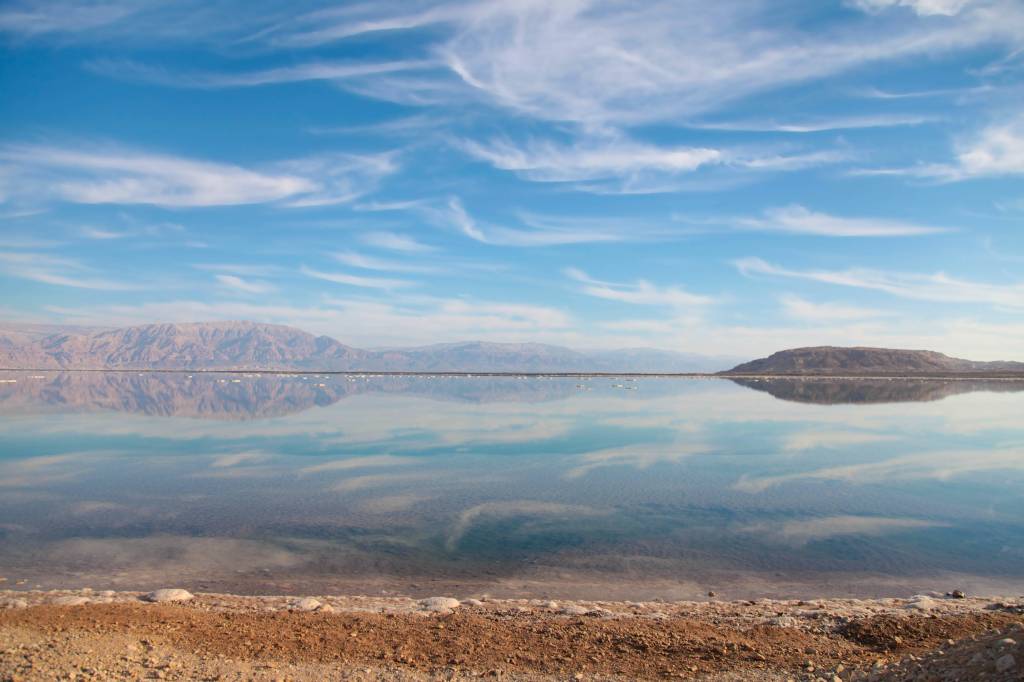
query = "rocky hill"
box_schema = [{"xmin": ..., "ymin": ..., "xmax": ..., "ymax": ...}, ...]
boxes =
[
  {"xmin": 1, "ymin": 321, "xmax": 367, "ymax": 371},
  {"xmin": 723, "ymin": 346, "xmax": 1024, "ymax": 376},
  {"xmin": 0, "ymin": 321, "xmax": 730, "ymax": 372}
]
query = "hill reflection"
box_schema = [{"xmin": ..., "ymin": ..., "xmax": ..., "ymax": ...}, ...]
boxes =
[{"xmin": 730, "ymin": 377, "xmax": 1024, "ymax": 405}]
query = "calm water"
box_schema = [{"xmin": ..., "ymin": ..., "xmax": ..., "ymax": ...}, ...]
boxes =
[{"xmin": 1, "ymin": 371, "xmax": 1022, "ymax": 600}]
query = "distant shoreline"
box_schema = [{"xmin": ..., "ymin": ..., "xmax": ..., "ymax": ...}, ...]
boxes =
[{"xmin": 4, "ymin": 368, "xmax": 1024, "ymax": 379}]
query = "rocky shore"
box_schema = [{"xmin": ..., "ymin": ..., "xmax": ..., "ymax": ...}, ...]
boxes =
[{"xmin": 1, "ymin": 589, "xmax": 1021, "ymax": 680}]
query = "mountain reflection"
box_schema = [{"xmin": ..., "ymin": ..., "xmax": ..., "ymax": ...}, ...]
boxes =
[
  {"xmin": 729, "ymin": 377, "xmax": 1024, "ymax": 405},
  {"xmin": 0, "ymin": 371, "xmax": 585, "ymax": 419},
  {"xmin": 4, "ymin": 372, "xmax": 1024, "ymax": 419}
]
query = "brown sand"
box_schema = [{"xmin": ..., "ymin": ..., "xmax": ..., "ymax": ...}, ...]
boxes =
[{"xmin": 1, "ymin": 590, "xmax": 1022, "ymax": 681}]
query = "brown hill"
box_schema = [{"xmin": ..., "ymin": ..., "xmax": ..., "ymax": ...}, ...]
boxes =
[
  {"xmin": 2, "ymin": 321, "xmax": 367, "ymax": 370},
  {"xmin": 723, "ymin": 346, "xmax": 1024, "ymax": 376}
]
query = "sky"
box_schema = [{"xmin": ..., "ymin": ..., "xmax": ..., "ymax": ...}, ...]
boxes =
[{"xmin": 1, "ymin": 0, "xmax": 1023, "ymax": 359}]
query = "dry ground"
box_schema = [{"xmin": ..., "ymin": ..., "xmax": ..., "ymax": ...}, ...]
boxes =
[{"xmin": 1, "ymin": 590, "xmax": 1022, "ymax": 681}]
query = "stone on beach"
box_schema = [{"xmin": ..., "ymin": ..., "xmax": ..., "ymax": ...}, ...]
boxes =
[
  {"xmin": 906, "ymin": 596, "xmax": 937, "ymax": 611},
  {"xmin": 561, "ymin": 604, "xmax": 589, "ymax": 616},
  {"xmin": 420, "ymin": 597, "xmax": 460, "ymax": 611},
  {"xmin": 293, "ymin": 597, "xmax": 322, "ymax": 612},
  {"xmin": 143, "ymin": 589, "xmax": 194, "ymax": 603}
]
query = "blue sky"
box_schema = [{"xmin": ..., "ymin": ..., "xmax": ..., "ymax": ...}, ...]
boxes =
[{"xmin": 1, "ymin": 0, "xmax": 1023, "ymax": 358}]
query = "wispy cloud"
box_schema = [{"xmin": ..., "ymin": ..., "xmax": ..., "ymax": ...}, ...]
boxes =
[
  {"xmin": 456, "ymin": 134, "xmax": 845, "ymax": 194},
  {"xmin": 28, "ymin": 1, "xmax": 1017, "ymax": 129},
  {"xmin": 214, "ymin": 274, "xmax": 276, "ymax": 295},
  {"xmin": 332, "ymin": 250, "xmax": 438, "ymax": 273},
  {"xmin": 846, "ymin": 0, "xmax": 975, "ymax": 17},
  {"xmin": 300, "ymin": 265, "xmax": 414, "ymax": 290},
  {"xmin": 193, "ymin": 263, "xmax": 284, "ymax": 277},
  {"xmin": 260, "ymin": 0, "xmax": 1024, "ymax": 128},
  {"xmin": 736, "ymin": 257, "xmax": 1024, "ymax": 308},
  {"xmin": 854, "ymin": 115, "xmax": 1024, "ymax": 181},
  {"xmin": 782, "ymin": 430, "xmax": 898, "ymax": 452},
  {"xmin": 0, "ymin": 251, "xmax": 136, "ymax": 290},
  {"xmin": 690, "ymin": 114, "xmax": 937, "ymax": 133},
  {"xmin": 565, "ymin": 268, "xmax": 715, "ymax": 308},
  {"xmin": 80, "ymin": 227, "xmax": 130, "ymax": 240},
  {"xmin": 430, "ymin": 198, "xmax": 631, "ymax": 246},
  {"xmin": 735, "ymin": 446, "xmax": 1024, "ymax": 492},
  {"xmin": 359, "ymin": 231, "xmax": 437, "ymax": 253},
  {"xmin": 0, "ymin": 0, "xmax": 142, "ymax": 37},
  {"xmin": 457, "ymin": 135, "xmax": 722, "ymax": 183},
  {"xmin": 734, "ymin": 205, "xmax": 950, "ymax": 237},
  {"xmin": 87, "ymin": 57, "xmax": 435, "ymax": 88},
  {"xmin": 780, "ymin": 294, "xmax": 889, "ymax": 321},
  {"xmin": 742, "ymin": 515, "xmax": 944, "ymax": 546},
  {"xmin": 0, "ymin": 142, "xmax": 398, "ymax": 208}
]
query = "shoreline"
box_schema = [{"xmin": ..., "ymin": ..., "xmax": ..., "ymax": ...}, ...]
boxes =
[{"xmin": 2, "ymin": 589, "xmax": 1022, "ymax": 680}]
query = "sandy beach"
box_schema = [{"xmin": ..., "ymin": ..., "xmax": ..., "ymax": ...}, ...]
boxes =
[{"xmin": 2, "ymin": 589, "xmax": 1021, "ymax": 680}]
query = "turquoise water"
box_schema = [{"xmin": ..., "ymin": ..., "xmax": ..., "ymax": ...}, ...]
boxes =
[{"xmin": 1, "ymin": 371, "xmax": 1022, "ymax": 599}]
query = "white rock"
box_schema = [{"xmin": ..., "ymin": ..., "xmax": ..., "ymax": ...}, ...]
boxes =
[
  {"xmin": 52, "ymin": 596, "xmax": 91, "ymax": 606},
  {"xmin": 995, "ymin": 654, "xmax": 1016, "ymax": 673},
  {"xmin": 317, "ymin": 603, "xmax": 335, "ymax": 613},
  {"xmin": 997, "ymin": 638, "xmax": 1018, "ymax": 648},
  {"xmin": 544, "ymin": 601, "xmax": 559, "ymax": 609},
  {"xmin": 906, "ymin": 596, "xmax": 937, "ymax": 611},
  {"xmin": 771, "ymin": 616, "xmax": 799, "ymax": 627},
  {"xmin": 5, "ymin": 599, "xmax": 28, "ymax": 609},
  {"xmin": 421, "ymin": 597, "xmax": 460, "ymax": 611},
  {"xmin": 463, "ymin": 598, "xmax": 484, "ymax": 607},
  {"xmin": 293, "ymin": 597, "xmax": 322, "ymax": 612},
  {"xmin": 561, "ymin": 604, "xmax": 589, "ymax": 616},
  {"xmin": 144, "ymin": 589, "xmax": 194, "ymax": 603}
]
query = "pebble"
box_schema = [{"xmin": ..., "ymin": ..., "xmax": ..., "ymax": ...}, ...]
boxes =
[
  {"xmin": 144, "ymin": 589, "xmax": 194, "ymax": 603},
  {"xmin": 317, "ymin": 603, "xmax": 335, "ymax": 613},
  {"xmin": 561, "ymin": 604, "xmax": 589, "ymax": 616},
  {"xmin": 52, "ymin": 596, "xmax": 91, "ymax": 606},
  {"xmin": 544, "ymin": 601, "xmax": 559, "ymax": 609},
  {"xmin": 463, "ymin": 599, "xmax": 484, "ymax": 607},
  {"xmin": 997, "ymin": 638, "xmax": 1017, "ymax": 647},
  {"xmin": 293, "ymin": 597, "xmax": 322, "ymax": 612},
  {"xmin": 420, "ymin": 597, "xmax": 461, "ymax": 612},
  {"xmin": 950, "ymin": 589, "xmax": 966, "ymax": 599}
]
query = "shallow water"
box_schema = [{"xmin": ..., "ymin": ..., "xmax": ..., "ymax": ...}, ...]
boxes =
[{"xmin": 1, "ymin": 371, "xmax": 1022, "ymax": 600}]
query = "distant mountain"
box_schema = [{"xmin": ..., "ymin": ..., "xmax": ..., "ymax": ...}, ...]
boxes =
[
  {"xmin": 365, "ymin": 341, "xmax": 592, "ymax": 372},
  {"xmin": 1, "ymin": 321, "xmax": 367, "ymax": 371},
  {"xmin": 0, "ymin": 321, "xmax": 731, "ymax": 372},
  {"xmin": 723, "ymin": 346, "xmax": 1024, "ymax": 376}
]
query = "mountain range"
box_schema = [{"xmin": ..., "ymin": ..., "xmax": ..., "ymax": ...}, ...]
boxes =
[
  {"xmin": 4, "ymin": 324, "xmax": 1023, "ymax": 375},
  {"xmin": 0, "ymin": 321, "xmax": 737, "ymax": 372}
]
